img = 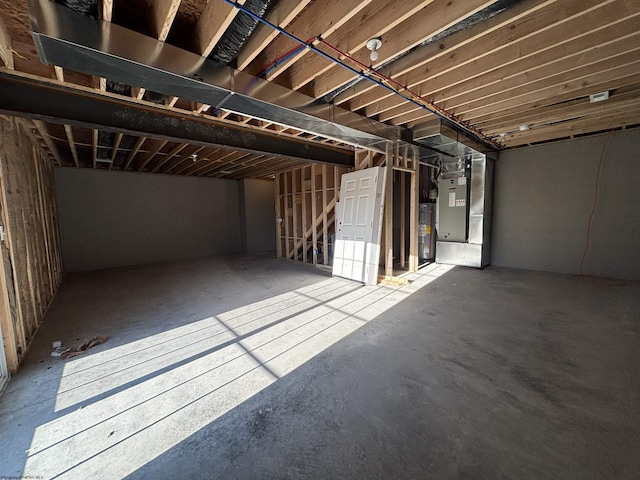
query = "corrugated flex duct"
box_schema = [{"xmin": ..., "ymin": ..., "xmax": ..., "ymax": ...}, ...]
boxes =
[{"xmin": 211, "ymin": 0, "xmax": 272, "ymax": 66}]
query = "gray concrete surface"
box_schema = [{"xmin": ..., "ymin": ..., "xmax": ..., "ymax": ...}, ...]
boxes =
[
  {"xmin": 0, "ymin": 255, "xmax": 638, "ymax": 479},
  {"xmin": 492, "ymin": 128, "xmax": 640, "ymax": 281},
  {"xmin": 239, "ymin": 179, "xmax": 277, "ymax": 254},
  {"xmin": 55, "ymin": 168, "xmax": 242, "ymax": 272}
]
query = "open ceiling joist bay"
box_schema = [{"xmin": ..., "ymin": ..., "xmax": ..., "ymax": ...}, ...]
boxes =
[{"xmin": 0, "ymin": 0, "xmax": 638, "ymax": 179}]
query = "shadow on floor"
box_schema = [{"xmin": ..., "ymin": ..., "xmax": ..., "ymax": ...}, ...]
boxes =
[{"xmin": 2, "ymin": 257, "xmax": 639, "ymax": 479}]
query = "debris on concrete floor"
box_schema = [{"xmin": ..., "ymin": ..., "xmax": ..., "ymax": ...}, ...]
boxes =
[{"xmin": 51, "ymin": 336, "xmax": 108, "ymax": 359}]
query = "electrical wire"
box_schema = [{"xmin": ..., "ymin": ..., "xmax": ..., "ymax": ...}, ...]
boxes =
[
  {"xmin": 256, "ymin": 37, "xmax": 315, "ymax": 78},
  {"xmin": 579, "ymin": 131, "xmax": 614, "ymax": 275},
  {"xmin": 221, "ymin": 0, "xmax": 500, "ymax": 150}
]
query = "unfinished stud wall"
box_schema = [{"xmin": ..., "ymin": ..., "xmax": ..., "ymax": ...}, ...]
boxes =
[
  {"xmin": 275, "ymin": 164, "xmax": 349, "ymax": 266},
  {"xmin": 0, "ymin": 116, "xmax": 64, "ymax": 373},
  {"xmin": 492, "ymin": 128, "xmax": 640, "ymax": 281},
  {"xmin": 275, "ymin": 146, "xmax": 420, "ymax": 281},
  {"xmin": 55, "ymin": 168, "xmax": 243, "ymax": 272}
]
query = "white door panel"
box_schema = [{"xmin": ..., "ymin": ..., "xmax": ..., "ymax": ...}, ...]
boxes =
[{"xmin": 333, "ymin": 166, "xmax": 386, "ymax": 285}]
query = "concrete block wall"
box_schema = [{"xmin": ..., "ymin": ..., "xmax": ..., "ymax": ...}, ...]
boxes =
[{"xmin": 491, "ymin": 128, "xmax": 640, "ymax": 281}]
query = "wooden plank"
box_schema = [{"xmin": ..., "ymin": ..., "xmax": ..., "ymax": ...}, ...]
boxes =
[
  {"xmin": 110, "ymin": 132, "xmax": 123, "ymax": 169},
  {"xmin": 384, "ymin": 144, "xmax": 393, "ymax": 277},
  {"xmin": 463, "ymin": 63, "xmax": 640, "ymax": 122},
  {"xmin": 310, "ymin": 0, "xmax": 495, "ymax": 98},
  {"xmin": 137, "ymin": 139, "xmax": 168, "ymax": 171},
  {"xmin": 322, "ymin": 165, "xmax": 328, "ymax": 265},
  {"xmin": 237, "ymin": 0, "xmax": 313, "ymax": 70},
  {"xmin": 63, "ymin": 125, "xmax": 79, "ymax": 167},
  {"xmin": 123, "ymin": 136, "xmax": 146, "ymax": 171},
  {"xmin": 503, "ymin": 109, "xmax": 640, "ymax": 146},
  {"xmin": 275, "ymin": 173, "xmax": 283, "ymax": 258},
  {"xmin": 311, "ymin": 164, "xmax": 318, "ymax": 265},
  {"xmin": 246, "ymin": 0, "xmax": 372, "ymax": 79},
  {"xmin": 32, "ymin": 121, "xmax": 62, "ymax": 166},
  {"xmin": 151, "ymin": 0, "xmax": 182, "ymax": 41},
  {"xmin": 284, "ymin": 171, "xmax": 291, "ymax": 258},
  {"xmin": 409, "ymin": 147, "xmax": 419, "ymax": 272},
  {"xmin": 362, "ymin": 0, "xmax": 628, "ymax": 119},
  {"xmin": 301, "ymin": 167, "xmax": 308, "ymax": 263},
  {"xmin": 400, "ymin": 171, "xmax": 405, "ymax": 268},
  {"xmin": 338, "ymin": 0, "xmax": 561, "ymax": 109},
  {"xmin": 431, "ymin": 23, "xmax": 640, "ymax": 108},
  {"xmin": 286, "ymin": 0, "xmax": 435, "ymax": 91},
  {"xmin": 150, "ymin": 142, "xmax": 188, "ymax": 173},
  {"xmin": 482, "ymin": 85, "xmax": 640, "ymax": 135},
  {"xmin": 0, "ymin": 13, "xmax": 14, "ymax": 69},
  {"xmin": 291, "ymin": 169, "xmax": 299, "ymax": 260},
  {"xmin": 192, "ymin": 0, "xmax": 246, "ymax": 58}
]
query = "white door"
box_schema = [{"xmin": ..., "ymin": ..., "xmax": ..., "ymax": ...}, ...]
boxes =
[{"xmin": 332, "ymin": 166, "xmax": 386, "ymax": 285}]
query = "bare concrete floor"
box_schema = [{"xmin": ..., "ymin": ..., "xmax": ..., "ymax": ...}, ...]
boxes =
[{"xmin": 0, "ymin": 254, "xmax": 639, "ymax": 479}]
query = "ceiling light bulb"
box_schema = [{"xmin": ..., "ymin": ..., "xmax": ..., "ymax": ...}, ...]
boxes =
[{"xmin": 366, "ymin": 37, "xmax": 382, "ymax": 64}]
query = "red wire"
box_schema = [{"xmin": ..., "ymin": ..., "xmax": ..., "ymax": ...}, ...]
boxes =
[
  {"xmin": 579, "ymin": 131, "xmax": 614, "ymax": 275},
  {"xmin": 316, "ymin": 38, "xmax": 497, "ymax": 147},
  {"xmin": 258, "ymin": 37, "xmax": 316, "ymax": 77}
]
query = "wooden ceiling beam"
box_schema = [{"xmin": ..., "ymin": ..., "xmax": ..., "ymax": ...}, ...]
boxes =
[
  {"xmin": 335, "ymin": 0, "xmax": 556, "ymax": 107},
  {"xmin": 0, "ymin": 14, "xmax": 14, "ymax": 69},
  {"xmin": 285, "ymin": 0, "xmax": 435, "ymax": 91},
  {"xmin": 362, "ymin": 0, "xmax": 637, "ymax": 119},
  {"xmin": 432, "ymin": 22, "xmax": 640, "ymax": 107},
  {"xmin": 63, "ymin": 125, "xmax": 79, "ymax": 167},
  {"xmin": 236, "ymin": 0, "xmax": 312, "ymax": 71},
  {"xmin": 503, "ymin": 109, "xmax": 640, "ymax": 147},
  {"xmin": 308, "ymin": 0, "xmax": 495, "ymax": 99},
  {"xmin": 151, "ymin": 0, "xmax": 181, "ymax": 42},
  {"xmin": 466, "ymin": 71, "xmax": 640, "ymax": 126},
  {"xmin": 458, "ymin": 60, "xmax": 640, "ymax": 122},
  {"xmin": 192, "ymin": 0, "xmax": 246, "ymax": 58},
  {"xmin": 245, "ymin": 159, "xmax": 305, "ymax": 180},
  {"xmin": 442, "ymin": 48, "xmax": 640, "ymax": 114},
  {"xmin": 32, "ymin": 120, "xmax": 62, "ymax": 166},
  {"xmin": 143, "ymin": 0, "xmax": 182, "ymax": 106},
  {"xmin": 244, "ymin": 0, "xmax": 373, "ymax": 79},
  {"xmin": 380, "ymin": 48, "xmax": 640, "ymax": 125},
  {"xmin": 212, "ymin": 154, "xmax": 265, "ymax": 178},
  {"xmin": 350, "ymin": 0, "xmax": 613, "ymax": 114},
  {"xmin": 137, "ymin": 139, "xmax": 169, "ymax": 171},
  {"xmin": 199, "ymin": 151, "xmax": 250, "ymax": 176},
  {"xmin": 165, "ymin": 145, "xmax": 206, "ymax": 174},
  {"xmin": 109, "ymin": 132, "xmax": 123, "ymax": 169},
  {"xmin": 123, "ymin": 136, "xmax": 146, "ymax": 171},
  {"xmin": 480, "ymin": 86, "xmax": 640, "ymax": 135},
  {"xmin": 364, "ymin": 16, "xmax": 640, "ymax": 118},
  {"xmin": 175, "ymin": 148, "xmax": 227, "ymax": 175},
  {"xmin": 150, "ymin": 142, "xmax": 188, "ymax": 173}
]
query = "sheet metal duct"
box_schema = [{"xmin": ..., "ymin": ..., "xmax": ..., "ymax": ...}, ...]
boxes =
[{"xmin": 29, "ymin": 0, "xmax": 404, "ymax": 152}]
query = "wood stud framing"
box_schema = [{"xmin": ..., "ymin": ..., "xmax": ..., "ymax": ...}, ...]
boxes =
[
  {"xmin": 0, "ymin": 1, "xmax": 636, "ymax": 169},
  {"xmin": 0, "ymin": 116, "xmax": 63, "ymax": 372},
  {"xmin": 275, "ymin": 141, "xmax": 421, "ymax": 284}
]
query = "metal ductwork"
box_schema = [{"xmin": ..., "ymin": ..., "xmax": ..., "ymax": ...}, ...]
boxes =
[
  {"xmin": 29, "ymin": 0, "xmax": 406, "ymax": 153},
  {"xmin": 411, "ymin": 119, "xmax": 496, "ymax": 268}
]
